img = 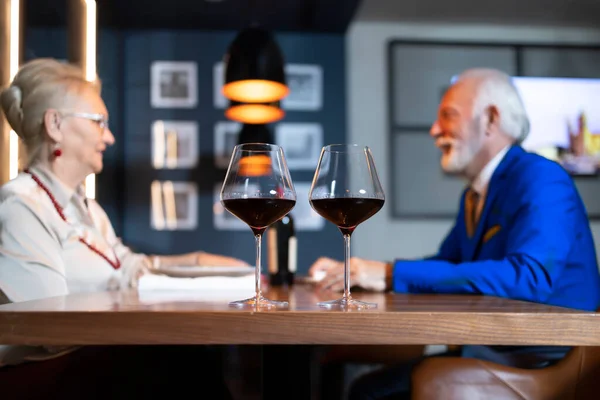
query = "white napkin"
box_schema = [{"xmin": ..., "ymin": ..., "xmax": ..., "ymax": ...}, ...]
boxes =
[
  {"xmin": 136, "ymin": 274, "xmax": 256, "ymax": 303},
  {"xmin": 138, "ymin": 274, "xmax": 254, "ymax": 305},
  {"xmin": 138, "ymin": 273, "xmax": 255, "ymax": 292}
]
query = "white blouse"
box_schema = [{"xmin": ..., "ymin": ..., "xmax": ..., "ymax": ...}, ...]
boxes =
[{"xmin": 0, "ymin": 165, "xmax": 149, "ymax": 366}]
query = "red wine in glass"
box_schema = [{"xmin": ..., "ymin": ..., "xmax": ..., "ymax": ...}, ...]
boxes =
[
  {"xmin": 309, "ymin": 198, "xmax": 384, "ymax": 236},
  {"xmin": 222, "ymin": 198, "xmax": 296, "ymax": 236},
  {"xmin": 309, "ymin": 144, "xmax": 385, "ymax": 309},
  {"xmin": 221, "ymin": 143, "xmax": 296, "ymax": 308}
]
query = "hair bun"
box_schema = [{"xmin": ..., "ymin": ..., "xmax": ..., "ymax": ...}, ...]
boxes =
[
  {"xmin": 7, "ymin": 85, "xmax": 24, "ymax": 118},
  {"xmin": 1, "ymin": 85, "xmax": 24, "ymax": 134}
]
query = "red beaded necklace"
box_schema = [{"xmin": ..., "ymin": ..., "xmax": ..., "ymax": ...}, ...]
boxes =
[{"xmin": 24, "ymin": 169, "xmax": 121, "ymax": 270}]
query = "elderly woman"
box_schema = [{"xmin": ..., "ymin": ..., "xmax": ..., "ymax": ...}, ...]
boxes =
[
  {"xmin": 0, "ymin": 58, "xmax": 247, "ymax": 303},
  {"xmin": 0, "ymin": 59, "xmax": 238, "ymax": 398}
]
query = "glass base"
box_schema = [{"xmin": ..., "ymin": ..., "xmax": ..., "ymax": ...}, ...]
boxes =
[
  {"xmin": 229, "ymin": 294, "xmax": 288, "ymax": 309},
  {"xmin": 318, "ymin": 296, "xmax": 377, "ymax": 310}
]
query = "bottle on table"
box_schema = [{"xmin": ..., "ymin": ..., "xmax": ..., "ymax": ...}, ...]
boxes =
[{"xmin": 268, "ymin": 214, "xmax": 297, "ymax": 286}]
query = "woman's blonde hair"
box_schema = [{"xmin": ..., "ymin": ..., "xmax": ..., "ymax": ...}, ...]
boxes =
[{"xmin": 0, "ymin": 58, "xmax": 101, "ymax": 165}]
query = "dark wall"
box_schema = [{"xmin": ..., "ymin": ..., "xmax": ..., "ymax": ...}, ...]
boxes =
[
  {"xmin": 26, "ymin": 28, "xmax": 347, "ymax": 273},
  {"xmin": 122, "ymin": 31, "xmax": 346, "ymax": 270}
]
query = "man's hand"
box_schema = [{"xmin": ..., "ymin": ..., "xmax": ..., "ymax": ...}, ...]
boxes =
[{"xmin": 308, "ymin": 257, "xmax": 392, "ymax": 292}]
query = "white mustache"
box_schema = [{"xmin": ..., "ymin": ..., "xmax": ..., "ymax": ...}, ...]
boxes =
[{"xmin": 436, "ymin": 138, "xmax": 455, "ymax": 148}]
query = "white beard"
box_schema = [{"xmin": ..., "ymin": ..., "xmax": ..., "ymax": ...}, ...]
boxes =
[{"xmin": 440, "ymin": 137, "xmax": 483, "ymax": 174}]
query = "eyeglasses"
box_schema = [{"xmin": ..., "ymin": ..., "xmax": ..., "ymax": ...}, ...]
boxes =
[{"xmin": 61, "ymin": 112, "xmax": 109, "ymax": 132}]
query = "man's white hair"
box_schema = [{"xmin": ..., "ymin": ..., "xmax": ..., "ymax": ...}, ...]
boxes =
[{"xmin": 455, "ymin": 68, "xmax": 530, "ymax": 142}]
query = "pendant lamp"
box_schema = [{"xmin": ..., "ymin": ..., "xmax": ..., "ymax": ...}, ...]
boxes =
[
  {"xmin": 222, "ymin": 26, "xmax": 289, "ymax": 103},
  {"xmin": 225, "ymin": 100, "xmax": 285, "ymax": 124}
]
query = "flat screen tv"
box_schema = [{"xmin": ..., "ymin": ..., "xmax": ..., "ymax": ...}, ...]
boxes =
[{"xmin": 449, "ymin": 76, "xmax": 600, "ymax": 176}]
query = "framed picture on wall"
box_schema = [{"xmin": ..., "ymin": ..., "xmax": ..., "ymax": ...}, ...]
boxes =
[
  {"xmin": 214, "ymin": 121, "xmax": 242, "ymax": 168},
  {"xmin": 290, "ymin": 182, "xmax": 325, "ymax": 231},
  {"xmin": 213, "ymin": 61, "xmax": 228, "ymax": 109},
  {"xmin": 151, "ymin": 120, "xmax": 199, "ymax": 169},
  {"xmin": 212, "ymin": 184, "xmax": 248, "ymax": 231},
  {"xmin": 150, "ymin": 181, "xmax": 198, "ymax": 230},
  {"xmin": 150, "ymin": 61, "xmax": 197, "ymax": 108},
  {"xmin": 282, "ymin": 64, "xmax": 323, "ymax": 111},
  {"xmin": 275, "ymin": 123, "xmax": 323, "ymax": 170}
]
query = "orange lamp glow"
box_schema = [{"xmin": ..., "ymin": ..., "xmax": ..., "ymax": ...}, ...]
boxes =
[
  {"xmin": 225, "ymin": 104, "xmax": 285, "ymax": 124},
  {"xmin": 238, "ymin": 154, "xmax": 272, "ymax": 177},
  {"xmin": 222, "ymin": 79, "xmax": 289, "ymax": 103},
  {"xmin": 223, "ymin": 26, "xmax": 288, "ymax": 103}
]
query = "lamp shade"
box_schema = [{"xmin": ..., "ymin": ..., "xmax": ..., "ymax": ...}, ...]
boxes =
[
  {"xmin": 222, "ymin": 26, "xmax": 289, "ymax": 103},
  {"xmin": 225, "ymin": 100, "xmax": 285, "ymax": 124}
]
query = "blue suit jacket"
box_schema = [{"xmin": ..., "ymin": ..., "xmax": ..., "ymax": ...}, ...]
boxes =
[{"xmin": 393, "ymin": 145, "xmax": 600, "ymax": 311}]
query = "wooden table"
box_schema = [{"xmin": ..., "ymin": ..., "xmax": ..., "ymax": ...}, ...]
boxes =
[
  {"xmin": 1, "ymin": 284, "xmax": 598, "ymax": 346},
  {"xmin": 1, "ymin": 284, "xmax": 599, "ymax": 399}
]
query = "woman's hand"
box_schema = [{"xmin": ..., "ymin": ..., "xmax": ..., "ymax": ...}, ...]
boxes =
[
  {"xmin": 195, "ymin": 252, "xmax": 249, "ymax": 267},
  {"xmin": 150, "ymin": 252, "xmax": 249, "ymax": 269}
]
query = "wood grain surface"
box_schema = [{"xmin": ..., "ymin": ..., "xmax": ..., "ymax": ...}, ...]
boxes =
[{"xmin": 1, "ymin": 284, "xmax": 598, "ymax": 346}]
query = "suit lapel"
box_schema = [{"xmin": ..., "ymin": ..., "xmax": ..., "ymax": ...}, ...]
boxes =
[{"xmin": 465, "ymin": 145, "xmax": 523, "ymax": 261}]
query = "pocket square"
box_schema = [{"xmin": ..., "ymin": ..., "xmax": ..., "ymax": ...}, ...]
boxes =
[{"xmin": 483, "ymin": 225, "xmax": 501, "ymax": 243}]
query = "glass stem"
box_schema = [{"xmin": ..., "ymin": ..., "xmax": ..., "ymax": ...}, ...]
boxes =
[
  {"xmin": 343, "ymin": 233, "xmax": 351, "ymax": 301},
  {"xmin": 255, "ymin": 233, "xmax": 262, "ymax": 299}
]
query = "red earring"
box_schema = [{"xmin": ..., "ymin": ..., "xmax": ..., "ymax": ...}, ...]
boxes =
[{"xmin": 53, "ymin": 148, "xmax": 62, "ymax": 157}]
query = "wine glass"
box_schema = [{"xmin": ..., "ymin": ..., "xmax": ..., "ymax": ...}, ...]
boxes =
[
  {"xmin": 309, "ymin": 144, "xmax": 385, "ymax": 309},
  {"xmin": 220, "ymin": 143, "xmax": 296, "ymax": 308}
]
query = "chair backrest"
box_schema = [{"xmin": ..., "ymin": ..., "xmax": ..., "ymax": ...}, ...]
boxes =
[
  {"xmin": 573, "ymin": 346, "xmax": 600, "ymax": 399},
  {"xmin": 412, "ymin": 346, "xmax": 600, "ymax": 400}
]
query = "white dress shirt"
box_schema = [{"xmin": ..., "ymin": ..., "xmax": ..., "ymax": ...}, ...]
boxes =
[
  {"xmin": 0, "ymin": 165, "xmax": 150, "ymax": 366},
  {"xmin": 470, "ymin": 145, "xmax": 511, "ymax": 220}
]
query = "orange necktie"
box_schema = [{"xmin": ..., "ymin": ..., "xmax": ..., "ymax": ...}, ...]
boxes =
[{"xmin": 465, "ymin": 188, "xmax": 480, "ymax": 237}]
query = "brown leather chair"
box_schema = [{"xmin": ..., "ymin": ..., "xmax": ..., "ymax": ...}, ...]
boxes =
[{"xmin": 411, "ymin": 346, "xmax": 600, "ymax": 399}]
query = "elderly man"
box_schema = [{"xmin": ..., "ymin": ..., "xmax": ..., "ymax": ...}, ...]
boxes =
[{"xmin": 309, "ymin": 68, "xmax": 600, "ymax": 399}]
